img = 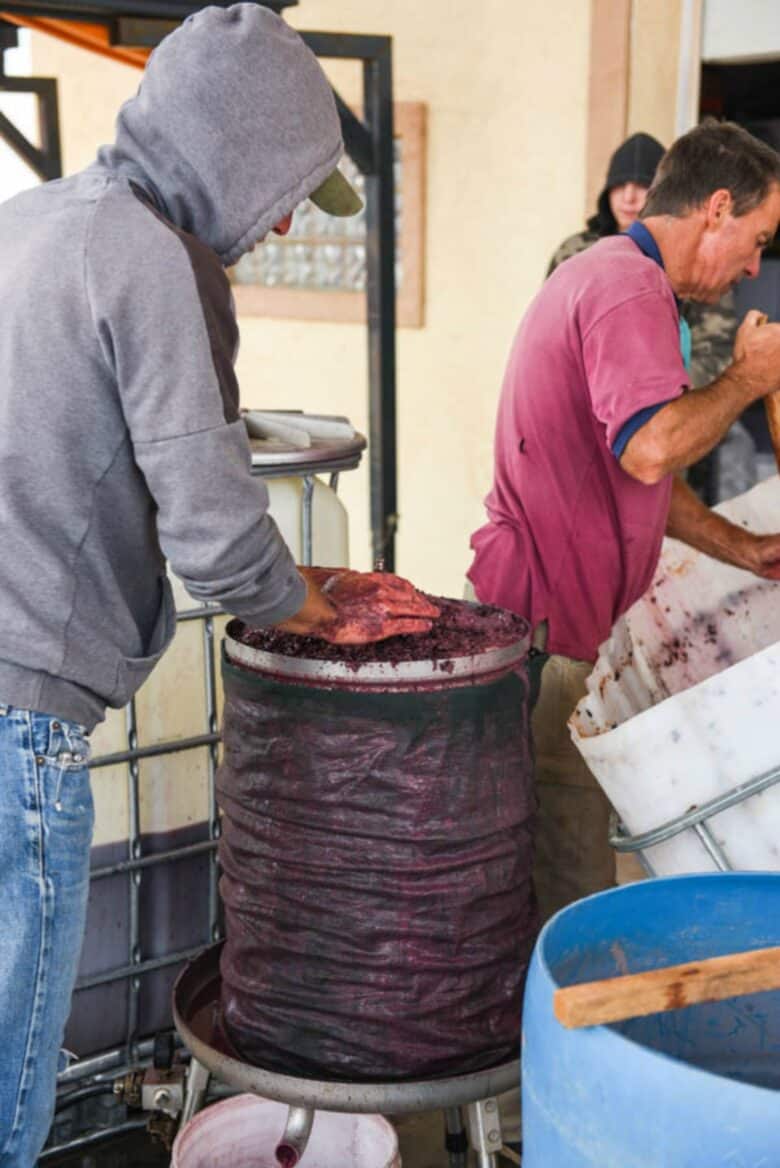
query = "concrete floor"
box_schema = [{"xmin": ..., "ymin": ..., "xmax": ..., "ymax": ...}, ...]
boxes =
[{"xmin": 394, "ymin": 1111, "xmax": 452, "ymax": 1168}]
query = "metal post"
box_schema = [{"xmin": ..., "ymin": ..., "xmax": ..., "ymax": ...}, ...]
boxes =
[
  {"xmin": 302, "ymin": 474, "xmax": 315, "ymax": 567},
  {"xmin": 363, "ymin": 40, "xmax": 398, "ymax": 571},
  {"xmin": 125, "ymin": 698, "xmax": 142, "ymax": 1062},
  {"xmin": 203, "ymin": 610, "xmax": 222, "ymax": 942}
]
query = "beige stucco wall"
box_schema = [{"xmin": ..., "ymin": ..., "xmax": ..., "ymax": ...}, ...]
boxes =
[
  {"xmin": 31, "ymin": 1, "xmax": 590, "ymax": 596},
  {"xmin": 627, "ymin": 0, "xmax": 682, "ymax": 148},
  {"xmin": 586, "ymin": 0, "xmax": 687, "ymax": 215}
]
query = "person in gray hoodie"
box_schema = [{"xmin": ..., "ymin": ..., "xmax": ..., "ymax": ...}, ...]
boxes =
[{"xmin": 0, "ymin": 6, "xmax": 433, "ymax": 1162}]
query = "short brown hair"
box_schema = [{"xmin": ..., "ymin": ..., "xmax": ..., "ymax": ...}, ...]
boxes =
[{"xmin": 640, "ymin": 119, "xmax": 780, "ymax": 219}]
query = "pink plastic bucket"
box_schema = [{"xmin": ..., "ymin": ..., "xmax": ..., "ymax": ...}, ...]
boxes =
[{"xmin": 171, "ymin": 1095, "xmax": 401, "ymax": 1168}]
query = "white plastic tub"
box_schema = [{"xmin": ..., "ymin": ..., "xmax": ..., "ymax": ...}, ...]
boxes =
[
  {"xmin": 172, "ymin": 1095, "xmax": 401, "ymax": 1168},
  {"xmin": 570, "ymin": 476, "xmax": 780, "ymax": 875}
]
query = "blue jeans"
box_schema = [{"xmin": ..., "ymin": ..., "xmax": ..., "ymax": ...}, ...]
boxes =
[{"xmin": 0, "ymin": 706, "xmax": 93, "ymax": 1167}]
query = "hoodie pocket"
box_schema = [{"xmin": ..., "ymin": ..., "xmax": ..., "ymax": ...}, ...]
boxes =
[{"xmin": 111, "ymin": 576, "xmax": 177, "ymax": 706}]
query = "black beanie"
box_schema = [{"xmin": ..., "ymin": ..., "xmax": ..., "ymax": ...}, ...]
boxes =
[
  {"xmin": 605, "ymin": 132, "xmax": 665, "ymax": 191},
  {"xmin": 588, "ymin": 132, "xmax": 665, "ymax": 236}
]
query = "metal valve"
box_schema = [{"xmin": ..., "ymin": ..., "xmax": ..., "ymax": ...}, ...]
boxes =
[
  {"xmin": 112, "ymin": 1070, "xmax": 143, "ymax": 1109},
  {"xmin": 111, "ymin": 1031, "xmax": 184, "ymax": 1120},
  {"xmin": 141, "ymin": 1065, "xmax": 185, "ymax": 1118}
]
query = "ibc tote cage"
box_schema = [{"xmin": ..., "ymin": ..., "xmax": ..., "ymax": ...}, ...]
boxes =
[{"xmin": 0, "ymin": 1, "xmax": 398, "ymax": 1155}]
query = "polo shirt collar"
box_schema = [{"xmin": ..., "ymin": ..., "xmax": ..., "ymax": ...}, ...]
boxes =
[{"xmin": 625, "ymin": 220, "xmax": 664, "ymax": 268}]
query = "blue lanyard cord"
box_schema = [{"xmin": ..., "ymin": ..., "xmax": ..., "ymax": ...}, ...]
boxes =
[{"xmin": 679, "ymin": 317, "xmax": 692, "ymax": 374}]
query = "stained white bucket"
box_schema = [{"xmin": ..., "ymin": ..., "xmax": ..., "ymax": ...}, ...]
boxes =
[
  {"xmin": 571, "ymin": 476, "xmax": 780, "ymax": 874},
  {"xmin": 171, "ymin": 1095, "xmax": 401, "ymax": 1168}
]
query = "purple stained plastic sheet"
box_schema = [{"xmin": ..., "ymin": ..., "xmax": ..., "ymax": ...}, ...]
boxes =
[{"xmin": 217, "ymin": 600, "xmax": 538, "ymax": 1081}]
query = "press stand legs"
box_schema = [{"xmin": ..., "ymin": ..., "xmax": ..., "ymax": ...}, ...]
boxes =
[
  {"xmin": 180, "ymin": 1059, "xmax": 508, "ymax": 1168},
  {"xmin": 466, "ymin": 1097, "xmax": 503, "ymax": 1168},
  {"xmin": 181, "ymin": 1055, "xmax": 210, "ymax": 1126},
  {"xmin": 444, "ymin": 1107, "xmax": 468, "ymax": 1168}
]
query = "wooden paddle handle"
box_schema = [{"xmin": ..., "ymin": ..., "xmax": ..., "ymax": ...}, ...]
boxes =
[
  {"xmin": 765, "ymin": 393, "xmax": 780, "ymax": 473},
  {"xmin": 752, "ymin": 312, "xmax": 780, "ymax": 473},
  {"xmin": 554, "ymin": 944, "xmax": 780, "ymax": 1029}
]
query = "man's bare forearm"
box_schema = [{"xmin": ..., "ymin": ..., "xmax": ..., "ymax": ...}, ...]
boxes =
[
  {"xmin": 622, "ymin": 311, "xmax": 780, "ymax": 485},
  {"xmin": 666, "ymin": 476, "xmax": 780, "ymax": 581},
  {"xmin": 666, "ymin": 475, "xmax": 756, "ymax": 572},
  {"xmin": 621, "ymin": 366, "xmax": 754, "ymax": 484}
]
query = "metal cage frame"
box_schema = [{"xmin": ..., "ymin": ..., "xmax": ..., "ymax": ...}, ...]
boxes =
[
  {"xmin": 609, "ymin": 762, "xmax": 780, "ymax": 874},
  {"xmin": 0, "ymin": 19, "xmax": 62, "ymax": 178}
]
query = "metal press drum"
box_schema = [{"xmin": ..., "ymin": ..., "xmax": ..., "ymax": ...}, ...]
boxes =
[{"xmin": 215, "ymin": 598, "xmax": 538, "ymax": 1081}]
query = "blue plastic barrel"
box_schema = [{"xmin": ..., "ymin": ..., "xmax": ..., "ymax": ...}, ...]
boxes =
[{"xmin": 522, "ymin": 873, "xmax": 780, "ymax": 1167}]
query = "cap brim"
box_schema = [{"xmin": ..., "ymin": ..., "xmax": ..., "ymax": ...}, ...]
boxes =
[{"xmin": 309, "ymin": 168, "xmax": 364, "ymax": 217}]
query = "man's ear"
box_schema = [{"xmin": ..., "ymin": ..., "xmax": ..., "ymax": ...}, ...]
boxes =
[{"xmin": 704, "ymin": 188, "xmax": 733, "ymax": 229}]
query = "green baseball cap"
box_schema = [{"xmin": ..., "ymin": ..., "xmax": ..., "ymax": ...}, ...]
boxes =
[{"xmin": 309, "ymin": 167, "xmax": 364, "ymax": 217}]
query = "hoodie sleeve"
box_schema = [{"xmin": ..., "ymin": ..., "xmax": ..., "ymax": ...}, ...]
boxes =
[{"xmin": 85, "ymin": 185, "xmax": 306, "ymax": 627}]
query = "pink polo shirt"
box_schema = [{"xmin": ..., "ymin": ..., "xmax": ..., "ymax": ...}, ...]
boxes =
[{"xmin": 468, "ymin": 235, "xmax": 688, "ymax": 663}]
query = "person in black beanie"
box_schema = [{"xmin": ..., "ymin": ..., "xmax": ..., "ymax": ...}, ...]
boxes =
[{"xmin": 547, "ymin": 132, "xmax": 665, "ymax": 272}]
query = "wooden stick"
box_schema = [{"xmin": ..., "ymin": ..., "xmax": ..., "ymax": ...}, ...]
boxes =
[
  {"xmin": 553, "ymin": 944, "xmax": 780, "ymax": 1029},
  {"xmin": 764, "ymin": 392, "xmax": 780, "ymax": 474},
  {"xmin": 753, "ymin": 312, "xmax": 780, "ymax": 474}
]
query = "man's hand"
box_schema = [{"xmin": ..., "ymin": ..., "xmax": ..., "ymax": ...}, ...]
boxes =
[
  {"xmin": 731, "ymin": 310, "xmax": 780, "ymax": 398},
  {"xmin": 304, "ymin": 567, "xmax": 439, "ymax": 644},
  {"xmin": 273, "ymin": 570, "xmax": 337, "ymax": 638},
  {"xmin": 731, "ymin": 308, "xmax": 766, "ymax": 361},
  {"xmin": 728, "ymin": 529, "xmax": 780, "ymax": 581},
  {"xmin": 274, "ymin": 566, "xmax": 440, "ymax": 644}
]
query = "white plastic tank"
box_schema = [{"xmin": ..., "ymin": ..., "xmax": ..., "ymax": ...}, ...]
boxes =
[
  {"xmin": 265, "ymin": 476, "xmax": 348, "ymax": 566},
  {"xmin": 246, "ymin": 410, "xmax": 366, "ymax": 568}
]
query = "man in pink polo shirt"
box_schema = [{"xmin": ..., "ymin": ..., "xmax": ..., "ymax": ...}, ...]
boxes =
[{"xmin": 469, "ymin": 121, "xmax": 780, "ymax": 922}]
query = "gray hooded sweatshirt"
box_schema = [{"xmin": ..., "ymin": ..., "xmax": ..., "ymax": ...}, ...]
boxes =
[{"xmin": 0, "ymin": 4, "xmax": 344, "ymax": 729}]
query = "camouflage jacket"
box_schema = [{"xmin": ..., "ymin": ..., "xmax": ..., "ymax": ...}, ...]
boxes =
[
  {"xmin": 546, "ymin": 229, "xmax": 738, "ymax": 388},
  {"xmin": 546, "ymin": 229, "xmax": 599, "ymax": 277},
  {"xmin": 681, "ymin": 294, "xmax": 738, "ymax": 389}
]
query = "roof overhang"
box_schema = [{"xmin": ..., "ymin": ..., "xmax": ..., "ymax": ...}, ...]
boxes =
[
  {"xmin": 1, "ymin": 0, "xmax": 296, "ymax": 17},
  {"xmin": 1, "ymin": 0, "xmax": 298, "ymax": 67}
]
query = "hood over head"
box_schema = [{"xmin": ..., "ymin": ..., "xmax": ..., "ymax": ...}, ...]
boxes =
[
  {"xmin": 97, "ymin": 3, "xmax": 345, "ymax": 266},
  {"xmin": 588, "ymin": 131, "xmax": 665, "ymax": 237}
]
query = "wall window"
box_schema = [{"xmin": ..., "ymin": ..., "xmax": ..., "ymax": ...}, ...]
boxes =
[{"xmin": 230, "ymin": 102, "xmax": 426, "ymax": 328}]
